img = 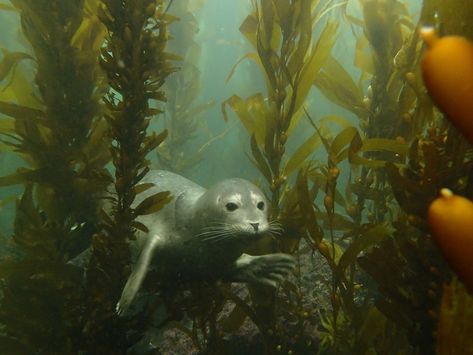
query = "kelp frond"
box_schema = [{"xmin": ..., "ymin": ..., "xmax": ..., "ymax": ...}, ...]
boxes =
[
  {"xmin": 81, "ymin": 0, "xmax": 175, "ymax": 351},
  {"xmin": 0, "ymin": 0, "xmax": 110, "ymax": 352}
]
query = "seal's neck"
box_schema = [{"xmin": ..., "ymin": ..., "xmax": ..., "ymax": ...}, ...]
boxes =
[{"xmin": 175, "ymin": 190, "xmax": 205, "ymax": 234}]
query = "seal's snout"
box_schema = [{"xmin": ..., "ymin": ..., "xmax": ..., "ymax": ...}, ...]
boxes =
[{"xmin": 250, "ymin": 222, "xmax": 259, "ymax": 232}]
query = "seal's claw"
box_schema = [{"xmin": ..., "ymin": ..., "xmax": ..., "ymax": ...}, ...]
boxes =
[
  {"xmin": 116, "ymin": 290, "xmax": 133, "ymax": 316},
  {"xmin": 233, "ymin": 253, "xmax": 295, "ymax": 286},
  {"xmin": 116, "ymin": 302, "xmax": 124, "ymax": 316},
  {"xmin": 257, "ymin": 277, "xmax": 278, "ymax": 288}
]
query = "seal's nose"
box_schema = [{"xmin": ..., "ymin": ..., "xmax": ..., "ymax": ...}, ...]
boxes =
[{"xmin": 250, "ymin": 222, "xmax": 259, "ymax": 232}]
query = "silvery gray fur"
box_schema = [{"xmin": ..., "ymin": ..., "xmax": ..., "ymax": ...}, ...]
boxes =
[{"xmin": 117, "ymin": 170, "xmax": 295, "ymax": 315}]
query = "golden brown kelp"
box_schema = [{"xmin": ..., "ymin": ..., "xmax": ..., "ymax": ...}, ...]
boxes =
[
  {"xmin": 223, "ymin": 0, "xmax": 339, "ymax": 352},
  {"xmin": 224, "ymin": 0, "xmax": 428, "ymax": 351},
  {"xmin": 420, "ymin": 0, "xmax": 473, "ymax": 40},
  {"xmin": 224, "ymin": 0, "xmax": 337, "ymax": 223},
  {"xmin": 436, "ymin": 279, "xmax": 473, "ymax": 355},
  {"xmin": 362, "ymin": 126, "xmax": 473, "ymax": 352},
  {"xmin": 82, "ymin": 0, "xmax": 175, "ymax": 351},
  {"xmin": 157, "ymin": 0, "xmax": 214, "ymax": 174},
  {"xmin": 0, "ymin": 0, "xmax": 110, "ymax": 352},
  {"xmin": 317, "ymin": 0, "xmax": 421, "ymax": 225},
  {"xmin": 0, "ymin": 0, "xmax": 110, "ymax": 230},
  {"xmin": 294, "ymin": 112, "xmax": 413, "ymax": 354},
  {"xmin": 314, "ymin": 0, "xmax": 473, "ymax": 353},
  {"xmin": 358, "ymin": 1, "xmax": 473, "ymax": 352}
]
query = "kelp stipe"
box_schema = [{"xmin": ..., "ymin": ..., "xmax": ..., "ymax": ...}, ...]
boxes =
[
  {"xmin": 221, "ymin": 0, "xmax": 473, "ymax": 353},
  {"xmin": 0, "ymin": 0, "xmax": 175, "ymax": 352},
  {"xmin": 436, "ymin": 278, "xmax": 473, "ymax": 353},
  {"xmin": 157, "ymin": 0, "xmax": 215, "ymax": 174},
  {"xmin": 83, "ymin": 0, "xmax": 175, "ymax": 351},
  {"xmin": 314, "ymin": 0, "xmax": 473, "ymax": 353},
  {"xmin": 358, "ymin": 1, "xmax": 473, "ymax": 352},
  {"xmin": 309, "ymin": 1, "xmax": 439, "ymax": 353},
  {"xmin": 0, "ymin": 0, "xmax": 110, "ymax": 352},
  {"xmin": 222, "ymin": 0, "xmax": 339, "ymax": 352},
  {"xmin": 0, "ymin": 0, "xmax": 472, "ymax": 353},
  {"xmin": 315, "ymin": 3, "xmax": 429, "ymax": 351}
]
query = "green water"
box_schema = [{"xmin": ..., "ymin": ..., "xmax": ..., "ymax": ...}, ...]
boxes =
[{"xmin": 0, "ymin": 0, "xmax": 472, "ymax": 354}]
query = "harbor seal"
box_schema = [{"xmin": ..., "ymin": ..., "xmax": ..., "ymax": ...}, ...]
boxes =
[{"xmin": 116, "ymin": 170, "xmax": 295, "ymax": 315}]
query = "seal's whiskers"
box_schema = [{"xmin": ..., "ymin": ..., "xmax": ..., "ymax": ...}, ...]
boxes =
[
  {"xmin": 198, "ymin": 223, "xmax": 247, "ymax": 243},
  {"xmin": 196, "ymin": 223, "xmax": 234, "ymax": 242}
]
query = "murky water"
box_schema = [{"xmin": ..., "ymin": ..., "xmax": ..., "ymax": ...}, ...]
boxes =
[{"xmin": 0, "ymin": 0, "xmax": 472, "ymax": 354}]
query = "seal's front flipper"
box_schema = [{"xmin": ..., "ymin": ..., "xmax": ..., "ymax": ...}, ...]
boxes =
[
  {"xmin": 116, "ymin": 234, "xmax": 162, "ymax": 316},
  {"xmin": 232, "ymin": 253, "xmax": 295, "ymax": 287}
]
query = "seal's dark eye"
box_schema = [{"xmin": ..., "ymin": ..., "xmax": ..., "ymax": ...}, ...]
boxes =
[
  {"xmin": 225, "ymin": 202, "xmax": 238, "ymax": 211},
  {"xmin": 257, "ymin": 201, "xmax": 265, "ymax": 210}
]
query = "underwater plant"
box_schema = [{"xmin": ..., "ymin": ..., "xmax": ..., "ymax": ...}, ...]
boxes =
[
  {"xmin": 223, "ymin": 0, "xmax": 425, "ymax": 353},
  {"xmin": 0, "ymin": 0, "xmax": 176, "ymax": 352},
  {"xmin": 420, "ymin": 25, "xmax": 473, "ymax": 352},
  {"xmin": 309, "ymin": 3, "xmax": 428, "ymax": 354},
  {"xmin": 83, "ymin": 0, "xmax": 175, "ymax": 351},
  {"xmin": 222, "ymin": 0, "xmax": 343, "ymax": 352},
  {"xmin": 428, "ymin": 189, "xmax": 473, "ymax": 293},
  {"xmin": 220, "ymin": 0, "xmax": 473, "ymax": 353},
  {"xmin": 0, "ymin": 0, "xmax": 472, "ymax": 353},
  {"xmin": 157, "ymin": 0, "xmax": 215, "ymax": 174},
  {"xmin": 436, "ymin": 279, "xmax": 473, "ymax": 354},
  {"xmin": 313, "ymin": 0, "xmax": 473, "ymax": 353},
  {"xmin": 0, "ymin": 0, "xmax": 110, "ymax": 352},
  {"xmin": 224, "ymin": 0, "xmax": 338, "ymax": 221},
  {"xmin": 420, "ymin": 28, "xmax": 473, "ymax": 144}
]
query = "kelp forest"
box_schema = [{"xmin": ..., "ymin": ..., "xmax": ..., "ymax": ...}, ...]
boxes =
[{"xmin": 0, "ymin": 0, "xmax": 472, "ymax": 354}]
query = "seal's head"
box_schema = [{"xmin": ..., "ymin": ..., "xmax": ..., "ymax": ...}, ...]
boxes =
[{"xmin": 192, "ymin": 179, "xmax": 277, "ymax": 243}]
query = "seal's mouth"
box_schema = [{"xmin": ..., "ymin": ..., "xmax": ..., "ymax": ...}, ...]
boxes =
[
  {"xmin": 195, "ymin": 221, "xmax": 276, "ymax": 244},
  {"xmin": 240, "ymin": 223, "xmax": 270, "ymax": 237},
  {"xmin": 239, "ymin": 225, "xmax": 272, "ymax": 241}
]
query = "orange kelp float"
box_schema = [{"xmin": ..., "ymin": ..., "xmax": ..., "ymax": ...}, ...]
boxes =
[
  {"xmin": 420, "ymin": 27, "xmax": 473, "ymax": 143},
  {"xmin": 428, "ymin": 188, "xmax": 473, "ymax": 293}
]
